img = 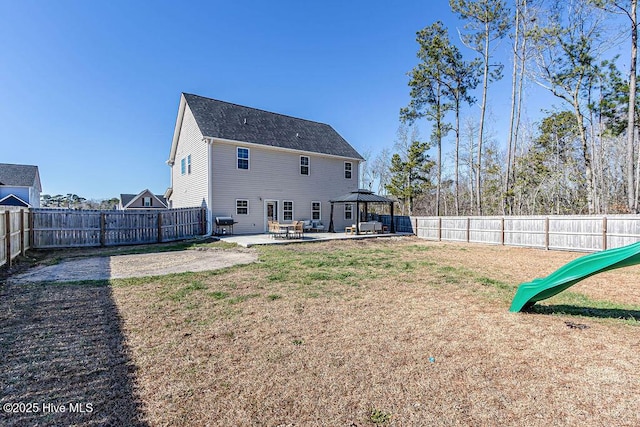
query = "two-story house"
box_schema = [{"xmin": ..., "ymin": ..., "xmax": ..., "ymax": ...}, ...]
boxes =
[
  {"xmin": 165, "ymin": 93, "xmax": 363, "ymax": 234},
  {"xmin": 0, "ymin": 163, "xmax": 42, "ymax": 208}
]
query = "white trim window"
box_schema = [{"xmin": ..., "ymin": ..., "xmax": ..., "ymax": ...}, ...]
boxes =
[
  {"xmin": 181, "ymin": 158, "xmax": 186, "ymax": 175},
  {"xmin": 237, "ymin": 147, "xmax": 250, "ymax": 170},
  {"xmin": 283, "ymin": 200, "xmax": 294, "ymax": 221},
  {"xmin": 143, "ymin": 197, "xmax": 152, "ymax": 207},
  {"xmin": 236, "ymin": 199, "xmax": 249, "ymax": 215},
  {"xmin": 187, "ymin": 154, "xmax": 192, "ymax": 174},
  {"xmin": 344, "ymin": 161, "xmax": 353, "ymax": 179},
  {"xmin": 344, "ymin": 203, "xmax": 353, "ymax": 220},
  {"xmin": 300, "ymin": 156, "xmax": 310, "ymax": 175},
  {"xmin": 311, "ymin": 201, "xmax": 321, "ymax": 220}
]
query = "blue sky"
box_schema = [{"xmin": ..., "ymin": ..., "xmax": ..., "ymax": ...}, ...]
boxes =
[{"xmin": 0, "ymin": 1, "xmax": 556, "ymax": 199}]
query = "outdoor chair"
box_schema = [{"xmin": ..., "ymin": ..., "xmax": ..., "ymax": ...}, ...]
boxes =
[{"xmin": 293, "ymin": 221, "xmax": 304, "ymax": 239}]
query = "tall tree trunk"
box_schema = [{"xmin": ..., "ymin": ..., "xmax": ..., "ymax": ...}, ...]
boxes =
[
  {"xmin": 573, "ymin": 101, "xmax": 595, "ymax": 214},
  {"xmin": 455, "ymin": 103, "xmax": 461, "ymax": 215},
  {"xmin": 476, "ymin": 21, "xmax": 490, "ymax": 215},
  {"xmin": 504, "ymin": 0, "xmax": 520, "ymax": 215},
  {"xmin": 629, "ymin": 0, "xmax": 638, "ymax": 212}
]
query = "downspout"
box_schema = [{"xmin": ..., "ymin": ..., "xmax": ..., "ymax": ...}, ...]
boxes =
[{"xmin": 205, "ymin": 137, "xmax": 214, "ymax": 236}]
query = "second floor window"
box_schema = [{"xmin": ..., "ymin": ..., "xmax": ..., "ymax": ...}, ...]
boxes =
[
  {"xmin": 143, "ymin": 197, "xmax": 152, "ymax": 207},
  {"xmin": 237, "ymin": 147, "xmax": 249, "ymax": 170},
  {"xmin": 187, "ymin": 155, "xmax": 191, "ymax": 174},
  {"xmin": 300, "ymin": 156, "xmax": 309, "ymax": 175},
  {"xmin": 345, "ymin": 162, "xmax": 352, "ymax": 179}
]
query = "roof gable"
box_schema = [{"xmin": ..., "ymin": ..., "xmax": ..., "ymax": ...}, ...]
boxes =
[
  {"xmin": 0, "ymin": 163, "xmax": 41, "ymax": 190},
  {"xmin": 121, "ymin": 189, "xmax": 168, "ymax": 209},
  {"xmin": 0, "ymin": 194, "xmax": 30, "ymax": 207},
  {"xmin": 181, "ymin": 93, "xmax": 363, "ymax": 160}
]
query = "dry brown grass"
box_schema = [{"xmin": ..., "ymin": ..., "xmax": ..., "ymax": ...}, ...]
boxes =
[
  {"xmin": 3, "ymin": 237, "xmax": 640, "ymax": 426},
  {"xmin": 109, "ymin": 238, "xmax": 640, "ymax": 426}
]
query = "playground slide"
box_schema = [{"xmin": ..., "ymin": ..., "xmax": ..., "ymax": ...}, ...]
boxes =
[{"xmin": 509, "ymin": 241, "xmax": 640, "ymax": 312}]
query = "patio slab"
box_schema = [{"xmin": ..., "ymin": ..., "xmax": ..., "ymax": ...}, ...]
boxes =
[{"xmin": 219, "ymin": 232, "xmax": 412, "ymax": 248}]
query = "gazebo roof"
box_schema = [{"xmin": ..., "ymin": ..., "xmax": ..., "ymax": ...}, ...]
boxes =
[{"xmin": 330, "ymin": 189, "xmax": 393, "ymax": 203}]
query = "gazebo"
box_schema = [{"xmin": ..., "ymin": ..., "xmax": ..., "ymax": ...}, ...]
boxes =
[{"xmin": 328, "ymin": 189, "xmax": 395, "ymax": 234}]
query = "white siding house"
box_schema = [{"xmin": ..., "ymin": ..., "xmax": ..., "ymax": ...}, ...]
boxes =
[
  {"xmin": 165, "ymin": 93, "xmax": 363, "ymax": 234},
  {"xmin": 0, "ymin": 163, "xmax": 42, "ymax": 208}
]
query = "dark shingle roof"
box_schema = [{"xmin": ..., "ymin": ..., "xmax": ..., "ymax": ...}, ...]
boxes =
[
  {"xmin": 0, "ymin": 163, "xmax": 40, "ymax": 188},
  {"xmin": 183, "ymin": 93, "xmax": 363, "ymax": 160}
]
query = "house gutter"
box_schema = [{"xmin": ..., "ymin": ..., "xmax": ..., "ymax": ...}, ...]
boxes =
[{"xmin": 204, "ymin": 136, "xmax": 215, "ymax": 236}]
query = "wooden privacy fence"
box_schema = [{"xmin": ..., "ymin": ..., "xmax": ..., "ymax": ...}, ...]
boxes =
[
  {"xmin": 31, "ymin": 207, "xmax": 207, "ymax": 248},
  {"xmin": 0, "ymin": 208, "xmax": 31, "ymax": 268},
  {"xmin": 410, "ymin": 215, "xmax": 640, "ymax": 252}
]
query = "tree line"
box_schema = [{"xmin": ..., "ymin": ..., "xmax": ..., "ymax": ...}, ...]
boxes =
[
  {"xmin": 40, "ymin": 194, "xmax": 120, "ymax": 210},
  {"xmin": 363, "ymin": 0, "xmax": 639, "ymax": 216}
]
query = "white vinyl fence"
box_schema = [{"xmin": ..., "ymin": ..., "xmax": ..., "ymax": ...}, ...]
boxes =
[{"xmin": 410, "ymin": 215, "xmax": 640, "ymax": 252}]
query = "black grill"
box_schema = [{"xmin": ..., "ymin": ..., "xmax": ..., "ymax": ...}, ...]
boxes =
[
  {"xmin": 215, "ymin": 217, "xmax": 237, "ymax": 235},
  {"xmin": 215, "ymin": 217, "xmax": 236, "ymax": 226}
]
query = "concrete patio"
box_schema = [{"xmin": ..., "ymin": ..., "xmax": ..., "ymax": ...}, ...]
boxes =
[{"xmin": 219, "ymin": 231, "xmax": 412, "ymax": 248}]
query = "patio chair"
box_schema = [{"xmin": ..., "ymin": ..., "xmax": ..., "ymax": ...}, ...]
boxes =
[{"xmin": 293, "ymin": 221, "xmax": 304, "ymax": 239}]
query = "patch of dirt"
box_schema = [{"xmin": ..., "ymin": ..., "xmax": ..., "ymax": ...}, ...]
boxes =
[{"xmin": 7, "ymin": 247, "xmax": 258, "ymax": 284}]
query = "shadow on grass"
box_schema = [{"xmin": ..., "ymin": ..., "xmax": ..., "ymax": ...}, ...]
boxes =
[
  {"xmin": 0, "ymin": 280, "xmax": 147, "ymax": 426},
  {"xmin": 528, "ymin": 304, "xmax": 640, "ymax": 321}
]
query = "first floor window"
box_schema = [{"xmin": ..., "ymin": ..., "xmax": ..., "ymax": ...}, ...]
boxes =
[
  {"xmin": 283, "ymin": 200, "xmax": 293, "ymax": 221},
  {"xmin": 300, "ymin": 156, "xmax": 309, "ymax": 175},
  {"xmin": 237, "ymin": 147, "xmax": 249, "ymax": 170},
  {"xmin": 345, "ymin": 203, "xmax": 353, "ymax": 220},
  {"xmin": 311, "ymin": 201, "xmax": 321, "ymax": 220},
  {"xmin": 344, "ymin": 162, "xmax": 352, "ymax": 179},
  {"xmin": 236, "ymin": 199, "xmax": 248, "ymax": 215}
]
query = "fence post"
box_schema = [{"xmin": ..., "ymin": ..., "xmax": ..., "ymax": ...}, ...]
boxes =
[
  {"xmin": 201, "ymin": 207, "xmax": 207, "ymax": 235},
  {"xmin": 544, "ymin": 217, "xmax": 550, "ymax": 250},
  {"xmin": 100, "ymin": 212, "xmax": 106, "ymax": 247},
  {"xmin": 602, "ymin": 216, "xmax": 607, "ymax": 251},
  {"xmin": 466, "ymin": 217, "xmax": 470, "ymax": 243},
  {"xmin": 5, "ymin": 211, "xmax": 11, "ymax": 267},
  {"xmin": 19, "ymin": 209, "xmax": 25, "ymax": 256},
  {"xmin": 413, "ymin": 217, "xmax": 418, "ymax": 236},
  {"xmin": 438, "ymin": 217, "xmax": 442, "ymax": 241},
  {"xmin": 157, "ymin": 211, "xmax": 163, "ymax": 243},
  {"xmin": 501, "ymin": 217, "xmax": 505, "ymax": 245},
  {"xmin": 29, "ymin": 210, "xmax": 34, "ymax": 248}
]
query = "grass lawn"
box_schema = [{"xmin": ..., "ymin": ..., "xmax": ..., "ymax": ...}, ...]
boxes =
[{"xmin": 3, "ymin": 237, "xmax": 640, "ymax": 426}]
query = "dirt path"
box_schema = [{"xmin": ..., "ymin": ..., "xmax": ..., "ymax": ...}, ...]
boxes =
[{"xmin": 8, "ymin": 248, "xmax": 258, "ymax": 284}]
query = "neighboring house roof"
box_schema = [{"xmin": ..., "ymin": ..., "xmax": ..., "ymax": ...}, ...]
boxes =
[
  {"xmin": 0, "ymin": 163, "xmax": 42, "ymax": 191},
  {"xmin": 120, "ymin": 190, "xmax": 168, "ymax": 209},
  {"xmin": 0, "ymin": 194, "xmax": 30, "ymax": 207},
  {"xmin": 180, "ymin": 93, "xmax": 364, "ymax": 160}
]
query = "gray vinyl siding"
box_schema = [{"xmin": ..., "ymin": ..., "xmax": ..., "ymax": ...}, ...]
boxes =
[
  {"xmin": 210, "ymin": 140, "xmax": 359, "ymax": 234},
  {"xmin": 169, "ymin": 105, "xmax": 209, "ymax": 212}
]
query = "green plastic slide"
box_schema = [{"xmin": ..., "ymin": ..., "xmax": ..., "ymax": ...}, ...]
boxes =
[{"xmin": 509, "ymin": 241, "xmax": 640, "ymax": 312}]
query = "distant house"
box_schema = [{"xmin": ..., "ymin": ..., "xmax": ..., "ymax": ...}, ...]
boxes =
[
  {"xmin": 0, "ymin": 163, "xmax": 42, "ymax": 208},
  {"xmin": 119, "ymin": 189, "xmax": 168, "ymax": 210},
  {"xmin": 165, "ymin": 93, "xmax": 364, "ymax": 234}
]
